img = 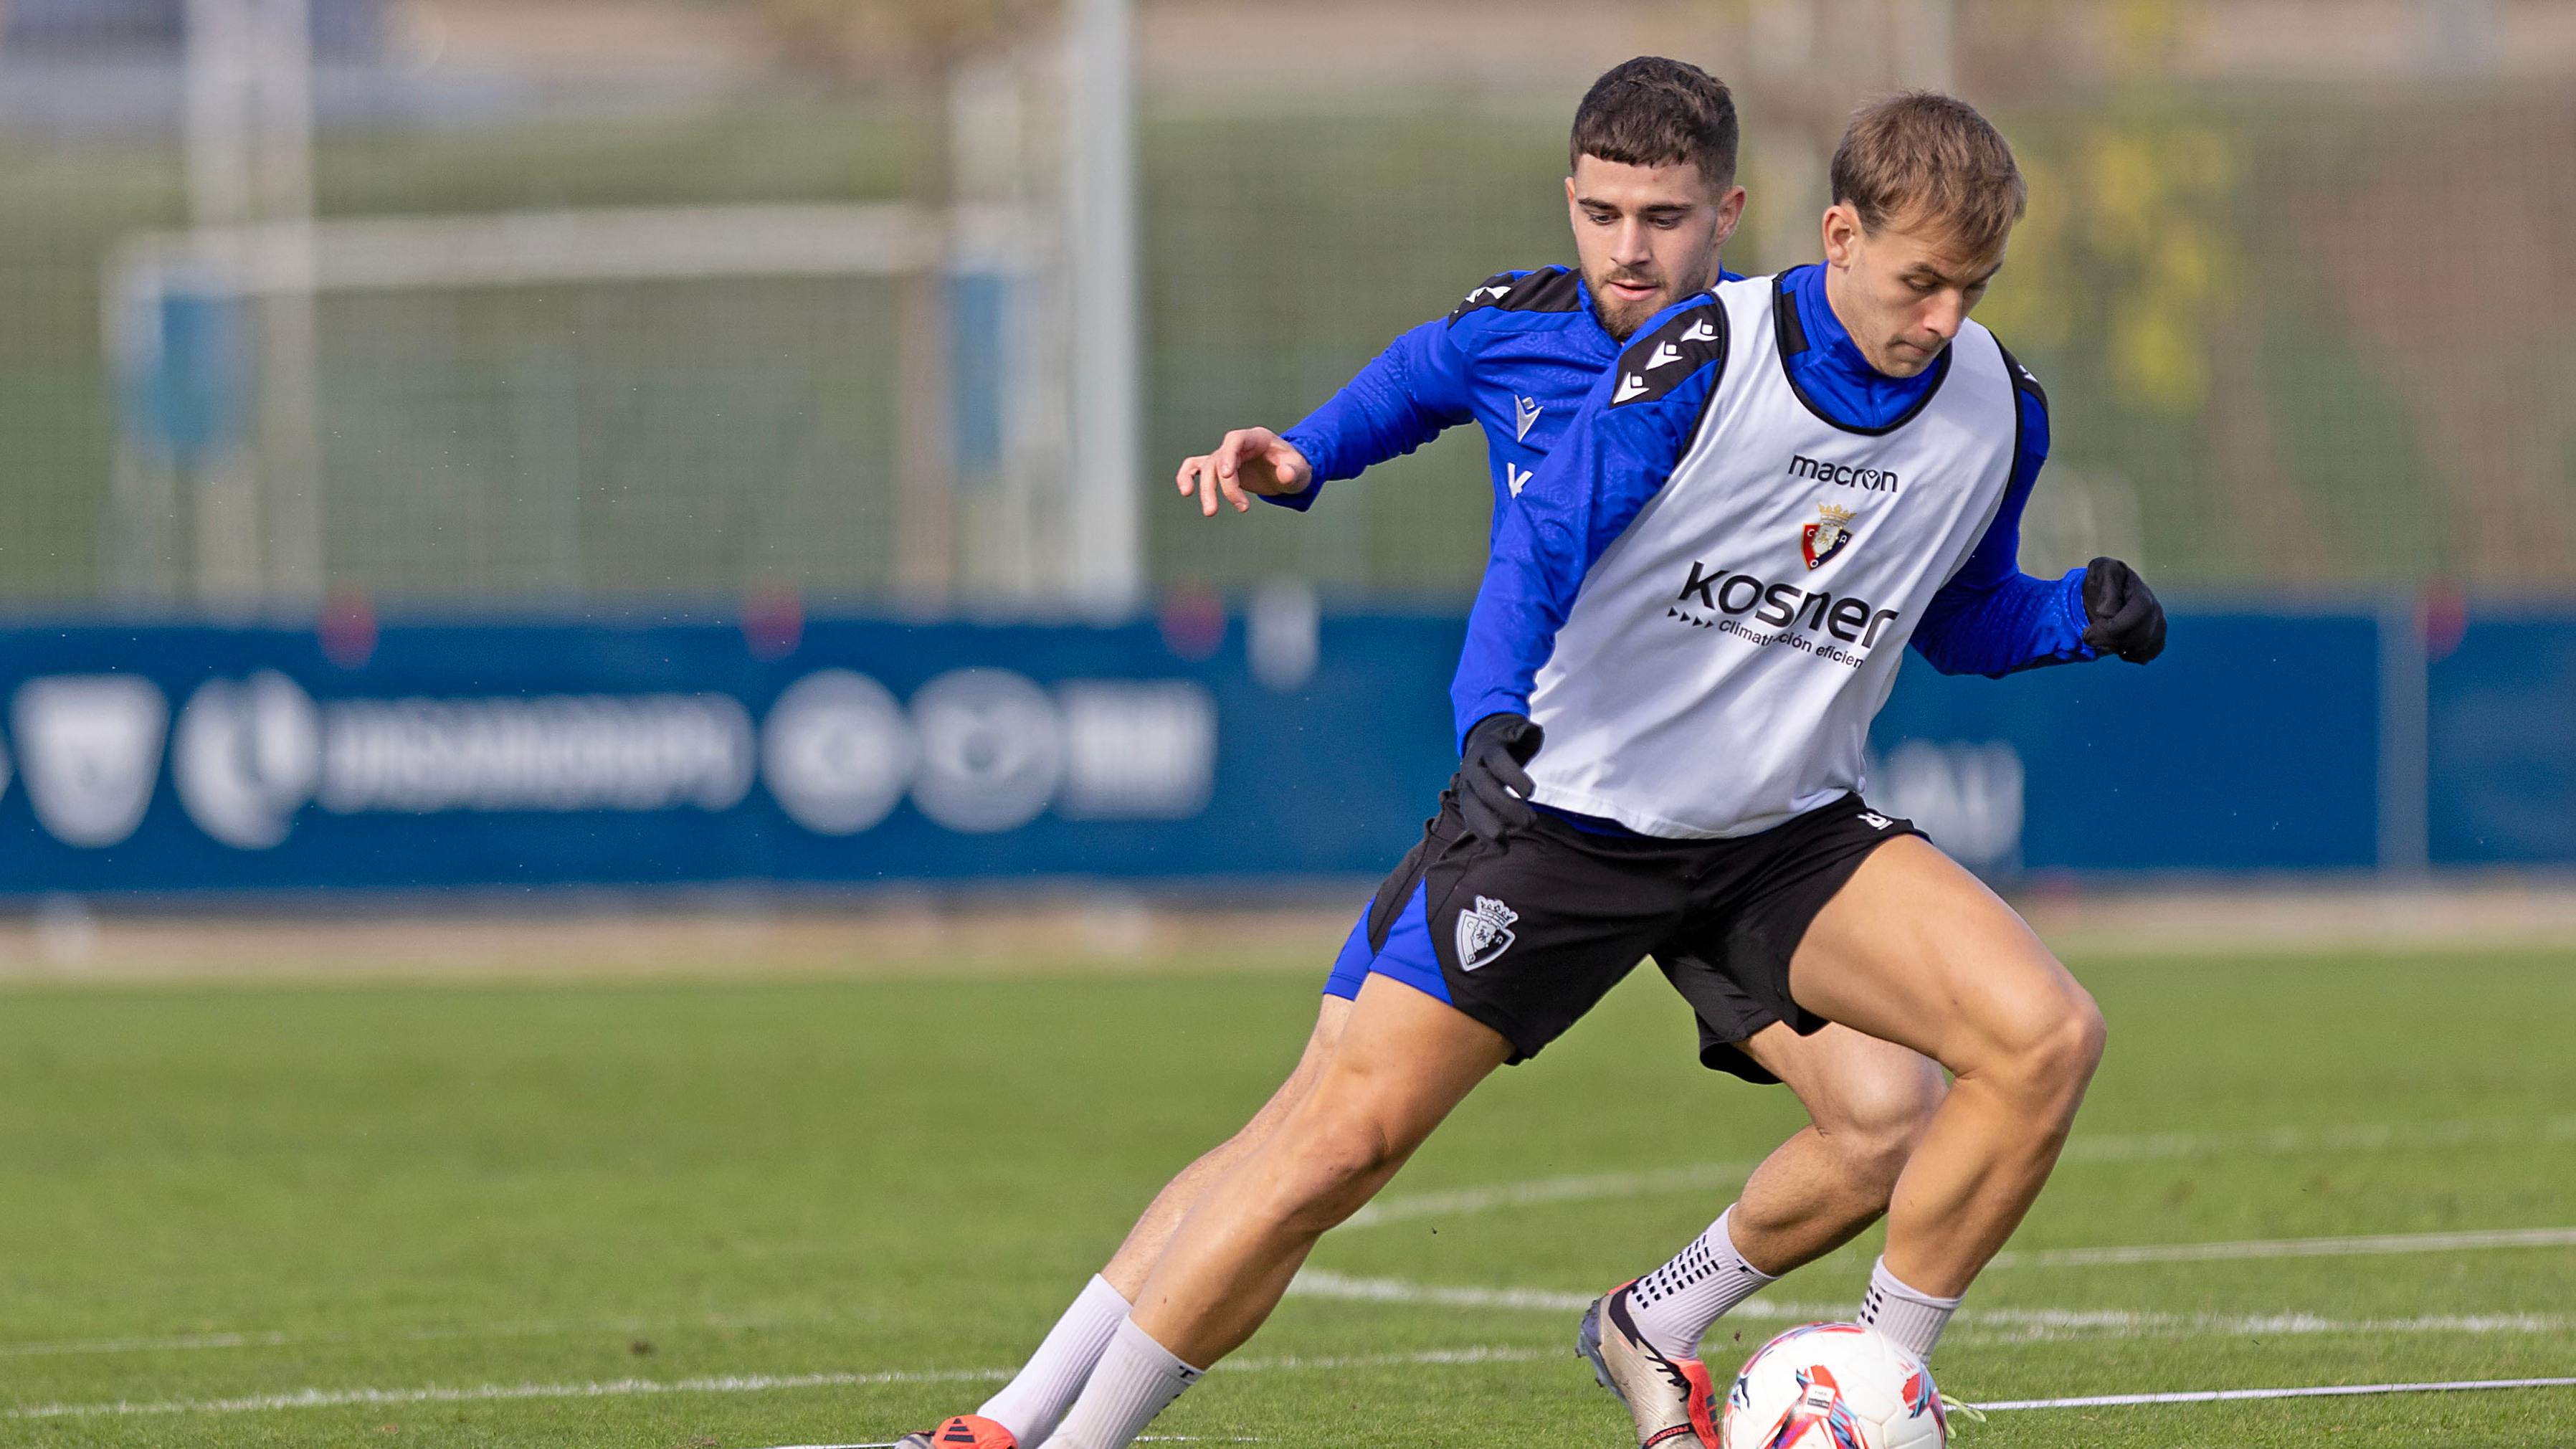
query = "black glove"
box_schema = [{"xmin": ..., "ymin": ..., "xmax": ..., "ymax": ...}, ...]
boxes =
[
  {"xmin": 2081, "ymin": 556, "xmax": 2166, "ymax": 664},
  {"xmin": 1453, "ymin": 712, "xmax": 1544, "ymax": 842}
]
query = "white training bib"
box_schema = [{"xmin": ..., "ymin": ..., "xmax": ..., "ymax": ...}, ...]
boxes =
[{"xmin": 1526, "ymin": 275, "xmax": 2024, "ymax": 838}]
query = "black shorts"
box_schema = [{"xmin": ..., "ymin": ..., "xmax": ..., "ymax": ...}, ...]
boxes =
[{"xmin": 1341, "ymin": 789, "xmax": 1920, "ymax": 1065}]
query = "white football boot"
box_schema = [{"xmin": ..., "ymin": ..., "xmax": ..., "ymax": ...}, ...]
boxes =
[{"xmin": 1577, "ymin": 1279, "xmax": 1721, "ymax": 1449}]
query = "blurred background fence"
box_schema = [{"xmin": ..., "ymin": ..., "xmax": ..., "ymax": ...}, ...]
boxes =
[
  {"xmin": 0, "ymin": 0, "xmax": 2569, "ymax": 892},
  {"xmin": 0, "ymin": 0, "xmax": 2567, "ymax": 613}
]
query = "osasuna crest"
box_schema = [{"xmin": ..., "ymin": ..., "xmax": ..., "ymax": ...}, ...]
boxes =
[
  {"xmin": 1454, "ymin": 895, "xmax": 1518, "ymax": 971},
  {"xmin": 1801, "ymin": 503, "xmax": 1858, "ymax": 570}
]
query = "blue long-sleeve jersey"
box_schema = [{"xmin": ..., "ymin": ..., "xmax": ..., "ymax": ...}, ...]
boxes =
[
  {"xmin": 1272, "ymin": 266, "xmax": 1704, "ymax": 526},
  {"xmin": 1273, "ymin": 264, "xmax": 2091, "ymax": 685}
]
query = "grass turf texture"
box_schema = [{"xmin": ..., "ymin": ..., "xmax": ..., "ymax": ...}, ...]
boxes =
[{"xmin": 3, "ymin": 947, "xmax": 2573, "ymax": 1447}]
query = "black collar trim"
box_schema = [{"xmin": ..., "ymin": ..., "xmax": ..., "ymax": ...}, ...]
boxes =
[{"xmin": 1770, "ymin": 272, "xmax": 1952, "ymax": 438}]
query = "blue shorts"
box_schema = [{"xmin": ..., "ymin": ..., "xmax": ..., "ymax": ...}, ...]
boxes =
[{"xmin": 1321, "ymin": 880, "xmax": 1450, "ymax": 1007}]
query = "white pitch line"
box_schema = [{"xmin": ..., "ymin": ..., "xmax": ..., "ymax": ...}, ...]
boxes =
[
  {"xmin": 0, "ymin": 1330, "xmax": 298, "ymax": 1359},
  {"xmin": 2061, "ymin": 1115, "xmax": 2576, "ymax": 1165},
  {"xmin": 18, "ymin": 1346, "xmax": 2574, "ymax": 1427},
  {"xmin": 1341, "ymin": 1159, "xmax": 1757, "ymax": 1229},
  {"xmin": 0, "ymin": 1309, "xmax": 832, "ymax": 1362},
  {"xmin": 1334, "ymin": 1116, "xmax": 2576, "ymax": 1230},
  {"xmin": 13, "ymin": 1220, "xmax": 2565, "ymax": 1366},
  {"xmin": 1283, "ymin": 1271, "xmax": 2573, "ymax": 1343},
  {"xmin": 0, "ymin": 1345, "xmax": 1562, "ymax": 1422},
  {"xmin": 1989, "ymin": 1225, "xmax": 2576, "ymax": 1268},
  {"xmin": 1, "ymin": 1367, "xmax": 1010, "ymax": 1422},
  {"xmin": 1288, "ymin": 1270, "xmax": 1613, "ymax": 1314},
  {"xmin": 11, "ymin": 1122, "xmax": 2564, "ymax": 1364},
  {"xmin": 1977, "ymin": 1376, "xmax": 2576, "ymax": 1411}
]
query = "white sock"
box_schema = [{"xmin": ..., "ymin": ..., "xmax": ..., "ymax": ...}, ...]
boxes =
[
  {"xmin": 1626, "ymin": 1205, "xmax": 1779, "ymax": 1360},
  {"xmin": 976, "ymin": 1275, "xmax": 1133, "ymax": 1444},
  {"xmin": 1856, "ymin": 1256, "xmax": 1962, "ymax": 1359},
  {"xmin": 1035, "ymin": 1316, "xmax": 1204, "ymax": 1449}
]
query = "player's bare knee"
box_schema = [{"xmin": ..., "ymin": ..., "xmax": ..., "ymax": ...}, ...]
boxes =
[
  {"xmin": 1956, "ymin": 967, "xmax": 2101, "ymax": 1109},
  {"xmin": 2012, "ymin": 984, "xmax": 2106, "ymax": 1109},
  {"xmin": 1266, "ymin": 1111, "xmax": 1403, "ymax": 1232},
  {"xmin": 1831, "ymin": 1072, "xmax": 1944, "ymax": 1189}
]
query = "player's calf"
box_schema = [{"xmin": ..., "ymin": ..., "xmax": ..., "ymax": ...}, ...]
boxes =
[
  {"xmin": 1727, "ymin": 1022, "xmax": 1947, "ymax": 1270},
  {"xmin": 1812, "ymin": 1059, "xmax": 1946, "ymax": 1202},
  {"xmin": 1035, "ymin": 979, "xmax": 1510, "ymax": 1449}
]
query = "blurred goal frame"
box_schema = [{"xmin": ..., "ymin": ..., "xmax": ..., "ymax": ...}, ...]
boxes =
[
  {"xmin": 102, "ymin": 203, "xmax": 1053, "ymax": 609},
  {"xmin": 113, "ymin": 0, "xmax": 1144, "ymax": 617}
]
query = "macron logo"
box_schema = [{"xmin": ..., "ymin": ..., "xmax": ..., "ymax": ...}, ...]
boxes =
[
  {"xmin": 1613, "ymin": 373, "xmax": 1650, "ymax": 404},
  {"xmin": 1648, "ymin": 342, "xmax": 1684, "ymax": 369},
  {"xmin": 1680, "ymin": 318, "xmax": 1718, "ymax": 344},
  {"xmin": 1513, "ymin": 394, "xmax": 1543, "ymax": 442}
]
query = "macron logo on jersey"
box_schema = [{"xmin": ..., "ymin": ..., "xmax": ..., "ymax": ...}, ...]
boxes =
[
  {"xmin": 1612, "ymin": 373, "xmax": 1651, "ymax": 404},
  {"xmin": 1788, "ymin": 453, "xmax": 1903, "ymax": 493},
  {"xmin": 1514, "ymin": 394, "xmax": 1543, "ymax": 441}
]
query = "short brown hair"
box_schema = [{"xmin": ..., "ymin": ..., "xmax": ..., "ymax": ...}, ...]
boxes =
[
  {"xmin": 1570, "ymin": 57, "xmax": 1739, "ymax": 188},
  {"xmin": 1830, "ymin": 91, "xmax": 2025, "ymax": 257}
]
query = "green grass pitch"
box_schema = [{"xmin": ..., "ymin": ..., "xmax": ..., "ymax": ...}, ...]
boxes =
[{"xmin": 3, "ymin": 943, "xmax": 2573, "ymax": 1447}]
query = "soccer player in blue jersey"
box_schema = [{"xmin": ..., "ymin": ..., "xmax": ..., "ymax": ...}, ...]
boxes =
[
  {"xmin": 895, "ymin": 60, "xmax": 1799, "ymax": 1449},
  {"xmin": 1014, "ymin": 92, "xmax": 2163, "ymax": 1449}
]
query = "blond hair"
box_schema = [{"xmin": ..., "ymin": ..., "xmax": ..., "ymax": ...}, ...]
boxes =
[{"xmin": 1830, "ymin": 91, "xmax": 2025, "ymax": 256}]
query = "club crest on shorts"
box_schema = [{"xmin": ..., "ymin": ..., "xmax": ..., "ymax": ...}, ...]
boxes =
[
  {"xmin": 1454, "ymin": 895, "xmax": 1518, "ymax": 971},
  {"xmin": 1802, "ymin": 503, "xmax": 1857, "ymax": 570}
]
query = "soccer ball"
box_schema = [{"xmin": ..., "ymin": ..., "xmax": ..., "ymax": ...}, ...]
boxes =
[{"xmin": 1719, "ymin": 1322, "xmax": 1947, "ymax": 1449}]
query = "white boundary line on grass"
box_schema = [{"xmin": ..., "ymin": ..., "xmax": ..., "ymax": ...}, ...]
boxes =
[
  {"xmin": 16, "ymin": 1347, "xmax": 2573, "ymax": 1426},
  {"xmin": 0, "ymin": 1311, "xmax": 807, "ymax": 1361},
  {"xmin": 0, "ymin": 1347, "xmax": 1559, "ymax": 1422},
  {"xmin": 9, "ymin": 1220, "xmax": 2568, "ymax": 1364},
  {"xmin": 1341, "ymin": 1160, "xmax": 1758, "ymax": 1227},
  {"xmin": 1977, "ymin": 1376, "xmax": 2576, "ymax": 1411},
  {"xmin": 1987, "ymin": 1225, "xmax": 2576, "ymax": 1268},
  {"xmin": 792, "ymin": 1378, "xmax": 2576, "ymax": 1447},
  {"xmin": 1283, "ymin": 1270, "xmax": 2575, "ymax": 1341},
  {"xmin": 1337, "ymin": 1116, "xmax": 2576, "ymax": 1230}
]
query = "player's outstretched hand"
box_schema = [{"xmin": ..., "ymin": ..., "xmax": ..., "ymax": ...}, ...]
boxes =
[
  {"xmin": 1455, "ymin": 712, "xmax": 1545, "ymax": 842},
  {"xmin": 1176, "ymin": 428, "xmax": 1313, "ymax": 517},
  {"xmin": 2081, "ymin": 556, "xmax": 2166, "ymax": 663}
]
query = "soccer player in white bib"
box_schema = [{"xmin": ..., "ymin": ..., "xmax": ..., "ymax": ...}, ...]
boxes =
[
  {"xmin": 895, "ymin": 62, "xmax": 2012, "ymax": 1449},
  {"xmin": 1016, "ymin": 92, "xmax": 2164, "ymax": 1449},
  {"xmin": 898, "ymin": 60, "xmax": 1858, "ymax": 1449}
]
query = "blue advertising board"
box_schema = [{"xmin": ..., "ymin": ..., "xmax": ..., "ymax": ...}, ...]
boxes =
[
  {"xmin": 1869, "ymin": 614, "xmax": 2384, "ymax": 873},
  {"xmin": 0, "ymin": 605, "xmax": 2544, "ymax": 893},
  {"xmin": 2428, "ymin": 616, "xmax": 2576, "ymax": 864},
  {"xmin": 0, "ymin": 613, "xmax": 1467, "ymax": 894}
]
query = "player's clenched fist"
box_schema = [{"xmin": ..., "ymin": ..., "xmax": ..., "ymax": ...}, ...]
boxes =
[
  {"xmin": 1453, "ymin": 712, "xmax": 1545, "ymax": 843},
  {"xmin": 1175, "ymin": 427, "xmax": 1313, "ymax": 516},
  {"xmin": 2081, "ymin": 556, "xmax": 2166, "ymax": 663}
]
